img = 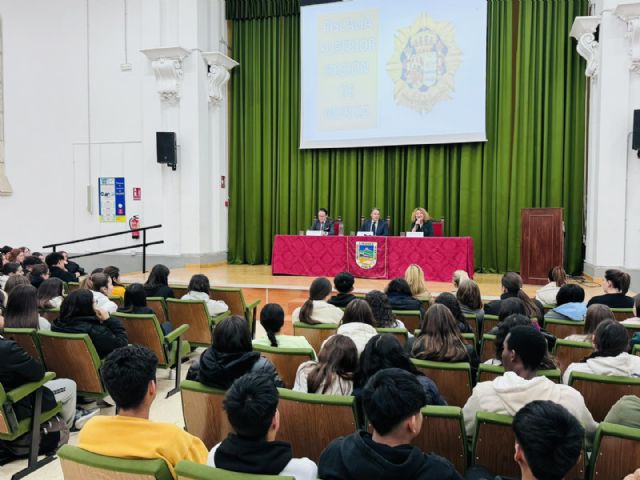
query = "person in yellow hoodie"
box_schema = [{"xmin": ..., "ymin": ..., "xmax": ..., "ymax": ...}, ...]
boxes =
[{"xmin": 78, "ymin": 345, "xmax": 208, "ymax": 478}]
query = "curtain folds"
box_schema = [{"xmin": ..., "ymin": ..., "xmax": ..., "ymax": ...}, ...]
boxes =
[{"xmin": 227, "ymin": 0, "xmax": 587, "ymax": 273}]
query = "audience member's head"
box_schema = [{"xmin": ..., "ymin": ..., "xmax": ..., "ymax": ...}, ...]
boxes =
[
  {"xmin": 59, "ymin": 289, "xmax": 96, "ymax": 323},
  {"xmin": 224, "ymin": 373, "xmax": 279, "ymax": 441},
  {"xmin": 412, "ymin": 304, "xmax": 467, "ymax": 362},
  {"xmin": 341, "ymin": 298, "xmax": 374, "ymax": 326},
  {"xmin": 434, "ymin": 292, "xmax": 465, "ymax": 325},
  {"xmin": 502, "ymin": 326, "xmax": 547, "ymax": 376},
  {"xmin": 333, "ymin": 272, "xmax": 355, "ymax": 294},
  {"xmin": 4, "ymin": 284, "xmax": 40, "ymax": 329},
  {"xmin": 122, "ymin": 283, "xmax": 148, "ymax": 310},
  {"xmin": 502, "ymin": 272, "xmax": 540, "ymax": 319},
  {"xmin": 87, "ymin": 272, "xmax": 113, "ymax": 296},
  {"xmin": 213, "ymin": 315, "xmax": 252, "ymax": 354},
  {"xmin": 6, "ymin": 248, "xmax": 25, "ymax": 264},
  {"xmin": 37, "ymin": 278, "xmax": 64, "ymax": 309},
  {"xmin": 260, "ymin": 303, "xmax": 285, "ymax": 347},
  {"xmin": 585, "ymin": 304, "xmax": 614, "ymax": 336},
  {"xmin": 0, "ymin": 245, "xmax": 13, "ymax": 257},
  {"xmin": 45, "ymin": 252, "xmax": 65, "ymax": 269},
  {"xmin": 362, "ymin": 368, "xmax": 427, "ymax": 441},
  {"xmin": 358, "ymin": 334, "xmax": 421, "ymax": 387},
  {"xmin": 31, "ymin": 252, "xmax": 45, "ymax": 261},
  {"xmin": 512, "ymin": 400, "xmax": 584, "ymax": 480},
  {"xmin": 364, "ymin": 290, "xmax": 396, "ymax": 328},
  {"xmin": 187, "ymin": 274, "xmax": 210, "ymax": 294},
  {"xmin": 2, "ymin": 262, "xmax": 23, "ymax": 277},
  {"xmin": 493, "ymin": 314, "xmax": 533, "ymax": 360},
  {"xmin": 4, "ymin": 275, "xmax": 30, "ymax": 296},
  {"xmin": 22, "ymin": 255, "xmax": 43, "ymax": 272},
  {"xmin": 555, "ymin": 284, "xmax": 585, "ymax": 306},
  {"xmin": 385, "ymin": 278, "xmax": 413, "ymax": 297},
  {"xmin": 145, "ymin": 264, "xmax": 170, "ymax": 287},
  {"xmin": 101, "ymin": 345, "xmax": 158, "ymax": 412},
  {"xmin": 590, "ymin": 320, "xmax": 629, "ymax": 358},
  {"xmin": 299, "ymin": 277, "xmax": 333, "ymax": 324},
  {"xmin": 452, "ymin": 270, "xmax": 469, "ymax": 288},
  {"xmin": 307, "ymin": 334, "xmax": 358, "ymax": 394},
  {"xmin": 28, "ymin": 263, "xmax": 49, "ymax": 288},
  {"xmin": 548, "ymin": 266, "xmax": 568, "ymax": 287},
  {"xmin": 456, "ymin": 279, "xmax": 483, "ymax": 310},
  {"xmin": 498, "ymin": 297, "xmax": 526, "ymax": 322},
  {"xmin": 103, "ymin": 266, "xmax": 124, "ymax": 288},
  {"xmin": 603, "ymin": 269, "xmax": 631, "ymax": 295},
  {"xmin": 404, "ymin": 264, "xmax": 428, "ymax": 297}
]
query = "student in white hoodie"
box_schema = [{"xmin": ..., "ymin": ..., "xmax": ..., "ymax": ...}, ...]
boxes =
[
  {"xmin": 535, "ymin": 266, "xmax": 567, "ymax": 306},
  {"xmin": 463, "ymin": 326, "xmax": 597, "ymax": 440},
  {"xmin": 292, "ymin": 277, "xmax": 343, "ymax": 325},
  {"xmin": 181, "ymin": 274, "xmax": 229, "ymax": 316},
  {"xmin": 563, "ymin": 319, "xmax": 640, "ymax": 384},
  {"xmin": 336, "ymin": 299, "xmax": 378, "ymax": 354},
  {"xmin": 87, "ymin": 272, "xmax": 118, "ymax": 314}
]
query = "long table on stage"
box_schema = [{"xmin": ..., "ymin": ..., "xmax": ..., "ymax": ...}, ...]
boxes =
[{"xmin": 271, "ymin": 235, "xmax": 474, "ymax": 281}]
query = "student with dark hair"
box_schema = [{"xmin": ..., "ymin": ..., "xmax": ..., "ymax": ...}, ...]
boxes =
[
  {"xmin": 86, "ymin": 272, "xmax": 118, "ymax": 314},
  {"xmin": 484, "ymin": 272, "xmax": 544, "ymax": 322},
  {"xmin": 328, "ymin": 272, "xmax": 357, "ymax": 308},
  {"xmin": 253, "ymin": 304, "xmax": 314, "ymax": 351},
  {"xmin": 46, "ymin": 252, "xmax": 77, "ymax": 282},
  {"xmin": 27, "ymin": 263, "xmax": 49, "ymax": 288},
  {"xmin": 434, "ymin": 292, "xmax": 472, "ymax": 333},
  {"xmin": 337, "ymin": 299, "xmax": 378, "ymax": 353},
  {"xmin": 318, "ymin": 368, "xmax": 462, "ymax": 480},
  {"xmin": 37, "ymin": 277, "xmax": 65, "ymax": 309},
  {"xmin": 103, "ymin": 266, "xmax": 126, "ymax": 297},
  {"xmin": 143, "ymin": 264, "xmax": 175, "ymax": 299},
  {"xmin": 0, "ymin": 262, "xmax": 23, "ymax": 289},
  {"xmin": 22, "ymin": 255, "xmax": 43, "ymax": 273},
  {"xmin": 60, "ymin": 251, "xmax": 85, "ymax": 277},
  {"xmin": 294, "ymin": 335, "xmax": 358, "ymax": 395},
  {"xmin": 456, "ymin": 279, "xmax": 484, "ymax": 325},
  {"xmin": 563, "ymin": 319, "xmax": 640, "ymax": 384},
  {"xmin": 181, "ymin": 274, "xmax": 228, "ymax": 316},
  {"xmin": 53, "ymin": 289, "xmax": 128, "ymax": 358},
  {"xmin": 208, "ymin": 373, "xmax": 317, "ymax": 479},
  {"xmin": 365, "ymin": 290, "xmax": 404, "ymax": 329},
  {"xmin": 118, "ymin": 283, "xmax": 154, "ymax": 315},
  {"xmin": 565, "ymin": 304, "xmax": 615, "ymax": 343},
  {"xmin": 385, "ymin": 278, "xmax": 424, "ymax": 314},
  {"xmin": 544, "ymin": 284, "xmax": 587, "ymax": 322},
  {"xmin": 187, "ymin": 315, "xmax": 283, "ymax": 389},
  {"xmin": 535, "ymin": 266, "xmax": 568, "ymax": 306},
  {"xmin": 78, "ymin": 345, "xmax": 207, "ymax": 478},
  {"xmin": 463, "ymin": 326, "xmax": 596, "ymax": 438},
  {"xmin": 293, "ymin": 277, "xmax": 343, "ymax": 325},
  {"xmin": 497, "ymin": 297, "xmax": 526, "ymax": 322},
  {"xmin": 357, "ymin": 334, "xmax": 445, "ymax": 406},
  {"xmin": 4, "ymin": 284, "xmax": 51, "ymax": 330},
  {"xmin": 588, "ymin": 269, "xmax": 634, "ymax": 308},
  {"xmin": 4, "ymin": 275, "xmax": 30, "ymax": 297}
]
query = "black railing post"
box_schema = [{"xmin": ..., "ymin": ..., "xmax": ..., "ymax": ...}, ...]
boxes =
[{"xmin": 142, "ymin": 229, "xmax": 147, "ymax": 274}]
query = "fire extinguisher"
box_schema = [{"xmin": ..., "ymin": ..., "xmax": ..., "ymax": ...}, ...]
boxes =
[{"xmin": 129, "ymin": 215, "xmax": 140, "ymax": 239}]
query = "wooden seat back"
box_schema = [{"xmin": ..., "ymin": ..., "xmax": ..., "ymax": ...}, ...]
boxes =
[
  {"xmin": 4, "ymin": 328, "xmax": 42, "ymax": 363},
  {"xmin": 411, "ymin": 359, "xmax": 472, "ymax": 407},
  {"xmin": 147, "ymin": 297, "xmax": 169, "ymax": 326},
  {"xmin": 589, "ymin": 423, "xmax": 640, "ymax": 480},
  {"xmin": 292, "ymin": 322, "xmax": 338, "ymax": 353},
  {"xmin": 393, "ymin": 310, "xmax": 421, "ymax": 332},
  {"xmin": 413, "ymin": 406, "xmax": 467, "ymax": 475},
  {"xmin": 554, "ymin": 339, "xmax": 593, "ymax": 374},
  {"xmin": 166, "ymin": 299, "xmax": 212, "ymax": 347},
  {"xmin": 180, "ymin": 380, "xmax": 232, "ymax": 450},
  {"xmin": 113, "ymin": 313, "xmax": 167, "ymax": 364},
  {"xmin": 569, "ymin": 372, "xmax": 640, "ymax": 422},
  {"xmin": 545, "ymin": 318, "xmax": 585, "ymax": 339},
  {"xmin": 252, "ymin": 345, "xmax": 315, "ymax": 389}
]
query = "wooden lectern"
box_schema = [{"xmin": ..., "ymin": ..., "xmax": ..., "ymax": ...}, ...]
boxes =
[{"xmin": 520, "ymin": 208, "xmax": 564, "ymax": 285}]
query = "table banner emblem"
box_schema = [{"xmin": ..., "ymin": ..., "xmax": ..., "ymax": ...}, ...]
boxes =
[{"xmin": 356, "ymin": 241, "xmax": 378, "ymax": 270}]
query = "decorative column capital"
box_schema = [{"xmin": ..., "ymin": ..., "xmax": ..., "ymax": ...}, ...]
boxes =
[
  {"xmin": 615, "ymin": 3, "xmax": 640, "ymax": 73},
  {"xmin": 202, "ymin": 52, "xmax": 239, "ymax": 106},
  {"xmin": 140, "ymin": 46, "xmax": 191, "ymax": 102},
  {"xmin": 570, "ymin": 16, "xmax": 601, "ymax": 78}
]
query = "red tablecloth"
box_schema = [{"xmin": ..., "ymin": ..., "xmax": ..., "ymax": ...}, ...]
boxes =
[{"xmin": 272, "ymin": 235, "xmax": 474, "ymax": 281}]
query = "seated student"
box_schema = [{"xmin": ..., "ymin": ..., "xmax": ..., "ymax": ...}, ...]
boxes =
[
  {"xmin": 78, "ymin": 345, "xmax": 208, "ymax": 478},
  {"xmin": 253, "ymin": 303, "xmax": 315, "ymax": 352},
  {"xmin": 404, "ymin": 264, "xmax": 433, "ymax": 304},
  {"xmin": 87, "ymin": 272, "xmax": 119, "ymax": 314},
  {"xmin": 45, "ymin": 252, "xmax": 77, "ymax": 283},
  {"xmin": 535, "ymin": 266, "xmax": 567, "ymax": 306},
  {"xmin": 310, "ymin": 208, "xmax": 334, "ymax": 236},
  {"xmin": 4, "ymin": 284, "xmax": 51, "ymax": 330},
  {"xmin": 6, "ymin": 248, "xmax": 25, "ymax": 265},
  {"xmin": 385, "ymin": 278, "xmax": 424, "ymax": 314},
  {"xmin": 3, "ymin": 275, "xmax": 30, "ymax": 299},
  {"xmin": 118, "ymin": 283, "xmax": 155, "ymax": 315},
  {"xmin": 409, "ymin": 207, "xmax": 434, "ymax": 237},
  {"xmin": 622, "ymin": 293, "xmax": 640, "ymax": 326},
  {"xmin": 23, "ymin": 255, "xmax": 43, "ymax": 274},
  {"xmin": 37, "ymin": 277, "xmax": 65, "ymax": 309},
  {"xmin": 187, "ymin": 315, "xmax": 283, "ymax": 389},
  {"xmin": 294, "ymin": 335, "xmax": 358, "ymax": 395},
  {"xmin": 604, "ymin": 395, "xmax": 640, "ymax": 430},
  {"xmin": 53, "ymin": 289, "xmax": 128, "ymax": 359},
  {"xmin": 0, "ymin": 262, "xmax": 23, "ymax": 289},
  {"xmin": 462, "ymin": 326, "xmax": 597, "ymax": 439},
  {"xmin": 327, "ymin": 272, "xmax": 357, "ymax": 308},
  {"xmin": 588, "ymin": 269, "xmax": 634, "ymax": 309},
  {"xmin": 365, "ymin": 290, "xmax": 406, "ymax": 329},
  {"xmin": 209, "ymin": 373, "xmax": 317, "ymax": 479},
  {"xmin": 565, "ymin": 304, "xmax": 614, "ymax": 343},
  {"xmin": 544, "ymin": 284, "xmax": 586, "ymax": 322},
  {"xmin": 563, "ymin": 320, "xmax": 640, "ymax": 384},
  {"xmin": 181, "ymin": 274, "xmax": 229, "ymax": 316},
  {"xmin": 452, "ymin": 270, "xmax": 469, "ymax": 293},
  {"xmin": 412, "ymin": 304, "xmax": 479, "ymax": 380},
  {"xmin": 292, "ymin": 277, "xmax": 343, "ymax": 324},
  {"xmin": 103, "ymin": 266, "xmax": 126, "ymax": 298},
  {"xmin": 143, "ymin": 264, "xmax": 175, "ymax": 299},
  {"xmin": 337, "ymin": 299, "xmax": 378, "ymax": 354},
  {"xmin": 434, "ymin": 292, "xmax": 473, "ymax": 333},
  {"xmin": 319, "ymin": 368, "xmax": 462, "ymax": 480},
  {"xmin": 27, "ymin": 263, "xmax": 49, "ymax": 289},
  {"xmin": 360, "ymin": 208, "xmax": 389, "ymax": 236},
  {"xmin": 60, "ymin": 251, "xmax": 85, "ymax": 277},
  {"xmin": 465, "ymin": 400, "xmax": 584, "ymax": 480},
  {"xmin": 456, "ymin": 279, "xmax": 484, "ymax": 327},
  {"xmin": 357, "ymin": 334, "xmax": 446, "ymax": 406},
  {"xmin": 484, "ymin": 273, "xmax": 544, "ymax": 322}
]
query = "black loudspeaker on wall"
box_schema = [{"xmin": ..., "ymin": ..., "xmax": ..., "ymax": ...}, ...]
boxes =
[
  {"xmin": 156, "ymin": 132, "xmax": 177, "ymax": 170},
  {"xmin": 633, "ymin": 110, "xmax": 640, "ymax": 156}
]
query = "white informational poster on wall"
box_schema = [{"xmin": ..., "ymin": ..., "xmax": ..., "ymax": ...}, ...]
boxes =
[
  {"xmin": 300, "ymin": 0, "xmax": 487, "ymax": 149},
  {"xmin": 98, "ymin": 177, "xmax": 126, "ymax": 223}
]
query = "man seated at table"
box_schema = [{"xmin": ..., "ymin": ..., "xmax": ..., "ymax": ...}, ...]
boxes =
[
  {"xmin": 310, "ymin": 208, "xmax": 334, "ymax": 236},
  {"xmin": 360, "ymin": 208, "xmax": 389, "ymax": 236}
]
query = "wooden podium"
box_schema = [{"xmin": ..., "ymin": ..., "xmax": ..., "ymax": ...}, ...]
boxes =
[{"xmin": 520, "ymin": 208, "xmax": 564, "ymax": 285}]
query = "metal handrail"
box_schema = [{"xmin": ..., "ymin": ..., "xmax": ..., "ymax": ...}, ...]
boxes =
[{"xmin": 43, "ymin": 224, "xmax": 163, "ymax": 273}]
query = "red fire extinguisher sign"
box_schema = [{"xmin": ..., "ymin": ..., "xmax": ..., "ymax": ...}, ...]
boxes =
[{"xmin": 130, "ymin": 215, "xmax": 140, "ymax": 239}]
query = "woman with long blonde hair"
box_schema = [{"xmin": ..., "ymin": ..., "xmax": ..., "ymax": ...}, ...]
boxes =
[
  {"xmin": 404, "ymin": 264, "xmax": 433, "ymax": 304},
  {"xmin": 409, "ymin": 207, "xmax": 433, "ymax": 237}
]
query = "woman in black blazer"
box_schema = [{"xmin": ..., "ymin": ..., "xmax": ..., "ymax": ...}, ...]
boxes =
[{"xmin": 409, "ymin": 207, "xmax": 434, "ymax": 236}]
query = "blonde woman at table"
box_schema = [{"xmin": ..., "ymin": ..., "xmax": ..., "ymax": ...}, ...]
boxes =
[
  {"xmin": 409, "ymin": 207, "xmax": 434, "ymax": 237},
  {"xmin": 293, "ymin": 277, "xmax": 344, "ymax": 325}
]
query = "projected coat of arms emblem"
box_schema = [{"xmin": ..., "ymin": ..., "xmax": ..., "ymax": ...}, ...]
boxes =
[
  {"xmin": 387, "ymin": 14, "xmax": 462, "ymax": 113},
  {"xmin": 356, "ymin": 242, "xmax": 377, "ymax": 270}
]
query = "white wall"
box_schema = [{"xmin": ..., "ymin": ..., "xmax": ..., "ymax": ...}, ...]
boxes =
[{"xmin": 0, "ymin": 0, "xmax": 230, "ymax": 269}]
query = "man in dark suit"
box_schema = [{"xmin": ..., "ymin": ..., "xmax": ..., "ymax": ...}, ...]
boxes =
[
  {"xmin": 360, "ymin": 208, "xmax": 389, "ymax": 236},
  {"xmin": 310, "ymin": 208, "xmax": 335, "ymax": 235}
]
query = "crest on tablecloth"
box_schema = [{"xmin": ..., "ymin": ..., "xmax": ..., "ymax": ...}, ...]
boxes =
[{"xmin": 356, "ymin": 242, "xmax": 377, "ymax": 270}]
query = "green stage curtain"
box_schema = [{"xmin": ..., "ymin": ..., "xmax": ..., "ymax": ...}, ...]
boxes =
[{"xmin": 227, "ymin": 0, "xmax": 587, "ymax": 273}]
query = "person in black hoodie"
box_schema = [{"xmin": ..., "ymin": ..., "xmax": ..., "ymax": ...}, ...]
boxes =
[
  {"xmin": 143, "ymin": 264, "xmax": 175, "ymax": 299},
  {"xmin": 328, "ymin": 272, "xmax": 357, "ymax": 308},
  {"xmin": 208, "ymin": 373, "xmax": 317, "ymax": 479},
  {"xmin": 45, "ymin": 252, "xmax": 77, "ymax": 283},
  {"xmin": 484, "ymin": 273, "xmax": 544, "ymax": 323},
  {"xmin": 187, "ymin": 315, "xmax": 283, "ymax": 389},
  {"xmin": 52, "ymin": 289, "xmax": 128, "ymax": 359},
  {"xmin": 319, "ymin": 368, "xmax": 462, "ymax": 480},
  {"xmin": 385, "ymin": 278, "xmax": 425, "ymax": 315}
]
